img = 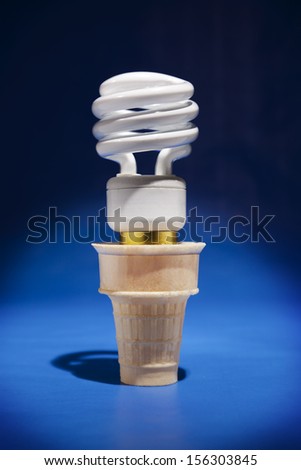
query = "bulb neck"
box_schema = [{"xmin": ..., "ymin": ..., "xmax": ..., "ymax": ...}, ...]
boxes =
[{"xmin": 119, "ymin": 231, "xmax": 178, "ymax": 245}]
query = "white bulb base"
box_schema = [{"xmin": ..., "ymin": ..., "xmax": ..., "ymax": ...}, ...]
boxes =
[{"xmin": 106, "ymin": 175, "xmax": 186, "ymax": 233}]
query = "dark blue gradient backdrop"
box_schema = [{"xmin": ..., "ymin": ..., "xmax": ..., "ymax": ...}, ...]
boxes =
[{"xmin": 1, "ymin": 0, "xmax": 301, "ymax": 450}]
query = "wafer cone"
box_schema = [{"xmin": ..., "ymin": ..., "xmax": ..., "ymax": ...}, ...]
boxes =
[{"xmin": 92, "ymin": 242, "xmax": 205, "ymax": 386}]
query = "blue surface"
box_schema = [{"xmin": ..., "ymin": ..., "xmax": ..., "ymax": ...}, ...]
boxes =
[{"xmin": 1, "ymin": 240, "xmax": 300, "ymax": 450}]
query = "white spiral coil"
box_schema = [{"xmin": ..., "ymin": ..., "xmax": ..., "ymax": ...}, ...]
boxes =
[{"xmin": 92, "ymin": 72, "xmax": 199, "ymax": 175}]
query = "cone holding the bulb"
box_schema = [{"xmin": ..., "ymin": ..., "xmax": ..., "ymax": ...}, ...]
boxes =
[{"xmin": 92, "ymin": 241, "xmax": 205, "ymax": 386}]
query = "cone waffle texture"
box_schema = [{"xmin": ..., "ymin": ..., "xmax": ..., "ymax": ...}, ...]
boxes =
[{"xmin": 92, "ymin": 242, "xmax": 205, "ymax": 386}]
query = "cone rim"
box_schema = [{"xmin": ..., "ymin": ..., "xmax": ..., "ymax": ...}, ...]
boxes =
[{"xmin": 92, "ymin": 241, "xmax": 205, "ymax": 256}]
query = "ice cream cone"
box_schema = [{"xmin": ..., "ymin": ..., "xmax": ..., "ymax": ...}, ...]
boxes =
[{"xmin": 92, "ymin": 242, "xmax": 205, "ymax": 386}]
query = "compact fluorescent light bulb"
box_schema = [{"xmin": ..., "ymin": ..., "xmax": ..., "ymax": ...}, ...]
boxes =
[
  {"xmin": 92, "ymin": 72, "xmax": 199, "ymax": 242},
  {"xmin": 92, "ymin": 72, "xmax": 205, "ymax": 386}
]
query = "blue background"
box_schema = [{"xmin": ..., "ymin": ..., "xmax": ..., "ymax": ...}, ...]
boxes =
[{"xmin": 1, "ymin": 0, "xmax": 301, "ymax": 450}]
